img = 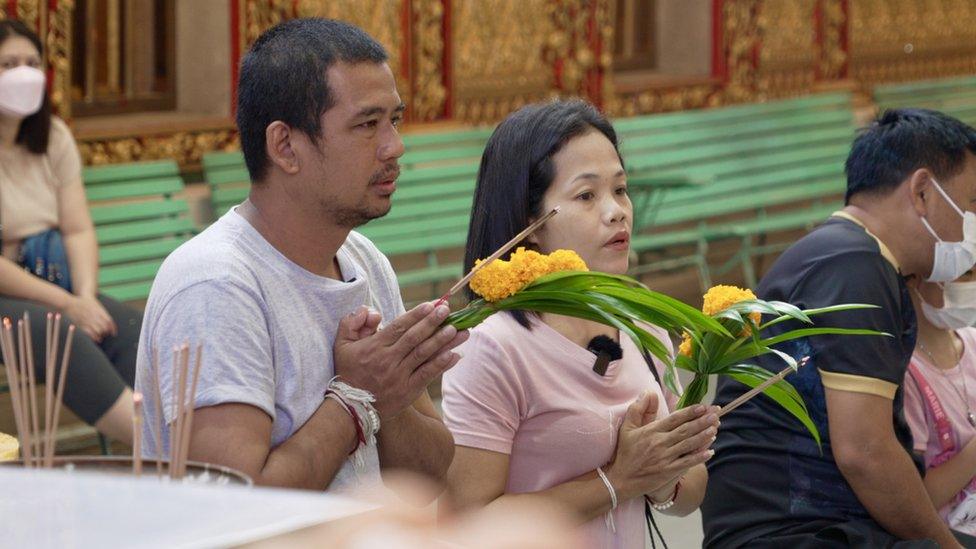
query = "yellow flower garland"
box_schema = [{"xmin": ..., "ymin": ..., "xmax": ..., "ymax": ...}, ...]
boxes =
[
  {"xmin": 469, "ymin": 247, "xmax": 588, "ymax": 302},
  {"xmin": 679, "ymin": 285, "xmax": 763, "ymax": 357}
]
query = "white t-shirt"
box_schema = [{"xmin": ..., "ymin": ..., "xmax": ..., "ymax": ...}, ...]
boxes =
[{"xmin": 135, "ymin": 208, "xmax": 406, "ymax": 492}]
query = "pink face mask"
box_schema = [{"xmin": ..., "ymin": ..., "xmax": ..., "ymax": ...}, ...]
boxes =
[{"xmin": 0, "ymin": 65, "xmax": 46, "ymax": 118}]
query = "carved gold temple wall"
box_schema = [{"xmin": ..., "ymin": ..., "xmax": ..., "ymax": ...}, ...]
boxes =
[
  {"xmin": 2, "ymin": 0, "xmax": 975, "ymax": 167},
  {"xmin": 850, "ymin": 0, "xmax": 976, "ymax": 86}
]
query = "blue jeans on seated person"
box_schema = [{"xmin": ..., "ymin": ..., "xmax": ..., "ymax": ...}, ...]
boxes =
[{"xmin": 17, "ymin": 228, "xmax": 72, "ymax": 291}]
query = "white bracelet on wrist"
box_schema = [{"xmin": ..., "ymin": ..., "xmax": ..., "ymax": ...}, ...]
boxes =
[
  {"xmin": 326, "ymin": 377, "xmax": 381, "ymax": 472},
  {"xmin": 648, "ymin": 480, "xmax": 681, "ymax": 511},
  {"xmin": 596, "ymin": 466, "xmax": 618, "ymax": 534}
]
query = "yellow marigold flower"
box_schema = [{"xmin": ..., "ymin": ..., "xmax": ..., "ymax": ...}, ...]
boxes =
[
  {"xmin": 701, "ymin": 285, "xmax": 761, "ymax": 333},
  {"xmin": 678, "ymin": 333, "xmax": 693, "ymax": 358},
  {"xmin": 547, "ymin": 249, "xmax": 589, "ymax": 272},
  {"xmin": 469, "ymin": 248, "xmax": 588, "ymax": 302}
]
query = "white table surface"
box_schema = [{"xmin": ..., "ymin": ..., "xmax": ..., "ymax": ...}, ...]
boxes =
[{"xmin": 0, "ymin": 466, "xmax": 376, "ymax": 548}]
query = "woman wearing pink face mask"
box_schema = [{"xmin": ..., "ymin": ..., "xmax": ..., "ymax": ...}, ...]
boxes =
[
  {"xmin": 906, "ymin": 272, "xmax": 976, "ymax": 535},
  {"xmin": 0, "ymin": 20, "xmax": 139, "ymax": 445}
]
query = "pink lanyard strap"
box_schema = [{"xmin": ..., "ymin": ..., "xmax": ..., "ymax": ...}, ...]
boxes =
[{"xmin": 907, "ymin": 360, "xmax": 956, "ymax": 455}]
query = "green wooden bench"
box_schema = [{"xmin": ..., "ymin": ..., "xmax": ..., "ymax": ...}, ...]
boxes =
[
  {"xmin": 874, "ymin": 75, "xmax": 976, "ymax": 127},
  {"xmin": 84, "ymin": 160, "xmax": 194, "ymax": 302},
  {"xmin": 616, "ymin": 92, "xmax": 855, "ymax": 289},
  {"xmin": 199, "ymin": 151, "xmax": 250, "ymax": 218}
]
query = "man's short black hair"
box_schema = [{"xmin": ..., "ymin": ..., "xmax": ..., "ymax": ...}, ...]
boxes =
[
  {"xmin": 845, "ymin": 108, "xmax": 976, "ymax": 204},
  {"xmin": 236, "ymin": 18, "xmax": 388, "ymax": 182}
]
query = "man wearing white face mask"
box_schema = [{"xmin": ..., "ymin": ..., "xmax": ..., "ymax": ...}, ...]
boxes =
[
  {"xmin": 702, "ymin": 108, "xmax": 976, "ymax": 548},
  {"xmin": 905, "ymin": 271, "xmax": 976, "ymax": 534}
]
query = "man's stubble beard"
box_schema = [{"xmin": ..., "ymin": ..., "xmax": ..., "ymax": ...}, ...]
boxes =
[{"xmin": 326, "ymin": 195, "xmax": 392, "ymax": 229}]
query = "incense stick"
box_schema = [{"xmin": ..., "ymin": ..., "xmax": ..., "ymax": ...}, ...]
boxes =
[
  {"xmin": 176, "ymin": 345, "xmax": 203, "ymax": 478},
  {"xmin": 43, "ymin": 313, "xmax": 54, "ymax": 461},
  {"xmin": 168, "ymin": 347, "xmax": 180, "ymax": 476},
  {"xmin": 152, "ymin": 348, "xmax": 163, "ymax": 478},
  {"xmin": 132, "ymin": 392, "xmax": 143, "ymax": 476},
  {"xmin": 436, "ymin": 206, "xmax": 561, "ymax": 305},
  {"xmin": 47, "ymin": 324, "xmax": 74, "ymax": 468},
  {"xmin": 45, "ymin": 314, "xmax": 63, "ymax": 466},
  {"xmin": 170, "ymin": 345, "xmax": 190, "ymax": 479},
  {"xmin": 1, "ymin": 319, "xmax": 26, "ymax": 463},
  {"xmin": 22, "ymin": 314, "xmax": 41, "ymax": 461},
  {"xmin": 718, "ymin": 357, "xmax": 810, "ymax": 418},
  {"xmin": 16, "ymin": 321, "xmax": 33, "ymax": 467}
]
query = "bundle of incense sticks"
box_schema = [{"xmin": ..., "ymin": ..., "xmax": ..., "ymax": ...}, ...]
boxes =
[
  {"xmin": 137, "ymin": 343, "xmax": 202, "ymax": 480},
  {"xmin": 0, "ymin": 312, "xmax": 75, "ymax": 468}
]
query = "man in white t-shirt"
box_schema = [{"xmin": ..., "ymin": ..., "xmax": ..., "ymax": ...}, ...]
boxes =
[{"xmin": 134, "ymin": 18, "xmax": 466, "ymax": 492}]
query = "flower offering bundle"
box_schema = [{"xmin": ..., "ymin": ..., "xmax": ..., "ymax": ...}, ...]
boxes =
[{"xmin": 446, "ymin": 249, "xmax": 888, "ymax": 444}]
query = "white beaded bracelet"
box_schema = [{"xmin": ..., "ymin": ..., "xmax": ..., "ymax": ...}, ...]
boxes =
[
  {"xmin": 648, "ymin": 480, "xmax": 681, "ymax": 511},
  {"xmin": 596, "ymin": 466, "xmax": 618, "ymax": 534}
]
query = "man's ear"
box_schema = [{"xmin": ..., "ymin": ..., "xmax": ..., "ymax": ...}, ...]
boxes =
[
  {"xmin": 907, "ymin": 168, "xmax": 935, "ymax": 218},
  {"xmin": 266, "ymin": 121, "xmax": 301, "ymax": 175}
]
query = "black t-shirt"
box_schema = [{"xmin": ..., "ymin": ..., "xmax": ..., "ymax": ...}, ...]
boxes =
[{"xmin": 700, "ymin": 216, "xmax": 921, "ymax": 548}]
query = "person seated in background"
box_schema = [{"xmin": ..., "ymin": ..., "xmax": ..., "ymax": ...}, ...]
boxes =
[
  {"xmin": 904, "ymin": 271, "xmax": 976, "ymax": 535},
  {"xmin": 439, "ymin": 100, "xmax": 719, "ymax": 549},
  {"xmin": 701, "ymin": 109, "xmax": 976, "ymax": 548},
  {"xmin": 0, "ymin": 19, "xmax": 140, "ymax": 445},
  {"xmin": 135, "ymin": 18, "xmax": 464, "ymax": 492}
]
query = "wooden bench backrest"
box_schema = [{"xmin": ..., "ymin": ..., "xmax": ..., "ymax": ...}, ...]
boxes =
[{"xmin": 83, "ymin": 160, "xmax": 193, "ymax": 302}]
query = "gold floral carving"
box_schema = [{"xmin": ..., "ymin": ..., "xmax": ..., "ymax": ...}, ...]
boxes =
[
  {"xmin": 608, "ymin": 85, "xmax": 719, "ymax": 119},
  {"xmin": 242, "ymin": 0, "xmax": 293, "ymax": 51},
  {"xmin": 412, "ymin": 0, "xmax": 446, "ymax": 121},
  {"xmin": 452, "ymin": 0, "xmax": 552, "ymax": 125},
  {"xmin": 817, "ymin": 0, "xmax": 847, "ymax": 80},
  {"xmin": 78, "ymin": 129, "xmax": 240, "ymax": 168},
  {"xmin": 850, "ymin": 0, "xmax": 976, "ymax": 86},
  {"xmin": 295, "ymin": 0, "xmax": 403, "ymax": 79},
  {"xmin": 757, "ymin": 0, "xmax": 815, "ymax": 96},
  {"xmin": 545, "ymin": 0, "xmax": 601, "ymax": 96},
  {"xmin": 16, "ymin": 0, "xmax": 39, "ymax": 30},
  {"xmin": 721, "ymin": 0, "xmax": 761, "ymax": 103},
  {"xmin": 47, "ymin": 1, "xmax": 72, "ymax": 118}
]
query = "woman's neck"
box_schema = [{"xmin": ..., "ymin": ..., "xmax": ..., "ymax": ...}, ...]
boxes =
[
  {"xmin": 540, "ymin": 312, "xmax": 618, "ymax": 349},
  {"xmin": 0, "ymin": 114, "xmax": 20, "ymax": 148}
]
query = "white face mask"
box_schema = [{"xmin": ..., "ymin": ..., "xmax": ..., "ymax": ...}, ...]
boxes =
[
  {"xmin": 919, "ymin": 280, "xmax": 976, "ymax": 329},
  {"xmin": 919, "ymin": 178, "xmax": 976, "ymax": 283},
  {"xmin": 0, "ymin": 65, "xmax": 46, "ymax": 118}
]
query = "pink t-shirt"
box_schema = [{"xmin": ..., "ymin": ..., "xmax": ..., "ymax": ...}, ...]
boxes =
[
  {"xmin": 904, "ymin": 327, "xmax": 976, "ymax": 520},
  {"xmin": 441, "ymin": 312, "xmax": 679, "ymax": 549}
]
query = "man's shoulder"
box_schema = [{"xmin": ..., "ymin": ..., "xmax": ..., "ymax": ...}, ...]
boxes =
[
  {"xmin": 762, "ymin": 217, "xmax": 896, "ymax": 295},
  {"xmin": 789, "ymin": 217, "xmax": 883, "ymax": 260},
  {"xmin": 150, "ymin": 216, "xmax": 260, "ymax": 300},
  {"xmin": 342, "ymin": 230, "xmax": 389, "ymax": 266}
]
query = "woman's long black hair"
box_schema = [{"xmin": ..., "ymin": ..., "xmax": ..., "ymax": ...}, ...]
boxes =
[
  {"xmin": 0, "ymin": 20, "xmax": 52, "ymax": 154},
  {"xmin": 463, "ymin": 99, "xmax": 623, "ymax": 328}
]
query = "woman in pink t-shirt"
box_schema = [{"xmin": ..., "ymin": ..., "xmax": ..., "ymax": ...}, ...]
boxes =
[
  {"xmin": 905, "ymin": 275, "xmax": 976, "ymax": 534},
  {"xmin": 440, "ymin": 100, "xmax": 719, "ymax": 548}
]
